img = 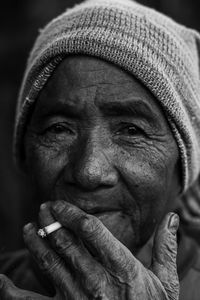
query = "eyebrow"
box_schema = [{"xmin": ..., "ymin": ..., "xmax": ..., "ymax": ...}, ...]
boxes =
[
  {"xmin": 98, "ymin": 99, "xmax": 159, "ymax": 125},
  {"xmin": 37, "ymin": 101, "xmax": 82, "ymax": 119},
  {"xmin": 37, "ymin": 98, "xmax": 160, "ymax": 128}
]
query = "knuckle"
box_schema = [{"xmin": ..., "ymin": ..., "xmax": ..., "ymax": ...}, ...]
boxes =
[
  {"xmin": 164, "ymin": 237, "xmax": 177, "ymax": 258},
  {"xmin": 40, "ymin": 250, "xmax": 60, "ymax": 272},
  {"xmin": 62, "ymin": 205, "xmax": 74, "ymax": 220},
  {"xmin": 80, "ymin": 215, "xmax": 99, "ymax": 235},
  {"xmin": 86, "ymin": 275, "xmax": 107, "ymax": 299},
  {"xmin": 54, "ymin": 230, "xmax": 75, "ymax": 253}
]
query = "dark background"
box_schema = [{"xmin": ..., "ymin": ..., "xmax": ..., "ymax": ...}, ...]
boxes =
[{"xmin": 1, "ymin": 0, "xmax": 200, "ymax": 251}]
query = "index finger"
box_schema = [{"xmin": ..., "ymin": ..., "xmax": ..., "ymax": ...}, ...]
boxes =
[
  {"xmin": 52, "ymin": 200, "xmax": 140, "ymax": 276},
  {"xmin": 23, "ymin": 222, "xmax": 79, "ymax": 297}
]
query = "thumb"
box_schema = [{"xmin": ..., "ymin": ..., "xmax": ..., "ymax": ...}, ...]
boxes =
[{"xmin": 151, "ymin": 213, "xmax": 180, "ymax": 300}]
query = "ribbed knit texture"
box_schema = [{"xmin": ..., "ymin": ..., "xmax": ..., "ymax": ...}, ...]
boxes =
[{"xmin": 14, "ymin": 0, "xmax": 200, "ymax": 193}]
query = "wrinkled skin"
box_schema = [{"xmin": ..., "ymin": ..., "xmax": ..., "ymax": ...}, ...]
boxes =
[{"xmin": 0, "ymin": 56, "xmax": 182, "ymax": 299}]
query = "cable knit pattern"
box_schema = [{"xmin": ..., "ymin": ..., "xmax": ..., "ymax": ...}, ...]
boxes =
[{"xmin": 14, "ymin": 0, "xmax": 200, "ymax": 192}]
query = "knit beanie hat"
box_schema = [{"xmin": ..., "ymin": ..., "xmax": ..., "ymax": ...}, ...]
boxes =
[{"xmin": 14, "ymin": 0, "xmax": 200, "ymax": 194}]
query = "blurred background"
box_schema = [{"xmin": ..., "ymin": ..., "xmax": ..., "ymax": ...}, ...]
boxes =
[{"xmin": 1, "ymin": 0, "xmax": 200, "ymax": 251}]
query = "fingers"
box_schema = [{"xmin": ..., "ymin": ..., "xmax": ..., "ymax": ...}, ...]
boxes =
[
  {"xmin": 0, "ymin": 274, "xmax": 50, "ymax": 299},
  {"xmin": 39, "ymin": 202, "xmax": 55, "ymax": 227},
  {"xmin": 23, "ymin": 222, "xmax": 79, "ymax": 298},
  {"xmin": 151, "ymin": 212, "xmax": 180, "ymax": 300},
  {"xmin": 39, "ymin": 203, "xmax": 105, "ymax": 294},
  {"xmin": 51, "ymin": 200, "xmax": 138, "ymax": 277}
]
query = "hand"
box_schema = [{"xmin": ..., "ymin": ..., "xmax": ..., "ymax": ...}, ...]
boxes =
[{"xmin": 0, "ymin": 201, "xmax": 180, "ymax": 299}]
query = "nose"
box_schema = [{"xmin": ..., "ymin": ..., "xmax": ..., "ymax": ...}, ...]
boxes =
[{"xmin": 68, "ymin": 139, "xmax": 118, "ymax": 191}]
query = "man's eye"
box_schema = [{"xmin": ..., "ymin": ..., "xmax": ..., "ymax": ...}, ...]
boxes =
[
  {"xmin": 44, "ymin": 123, "xmax": 73, "ymax": 135},
  {"xmin": 116, "ymin": 124, "xmax": 143, "ymax": 136}
]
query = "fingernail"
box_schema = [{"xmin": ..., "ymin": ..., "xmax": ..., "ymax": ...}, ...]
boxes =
[
  {"xmin": 52, "ymin": 200, "xmax": 66, "ymax": 213},
  {"xmin": 168, "ymin": 213, "xmax": 179, "ymax": 235},
  {"xmin": 40, "ymin": 203, "xmax": 46, "ymax": 210},
  {"xmin": 23, "ymin": 223, "xmax": 34, "ymax": 233}
]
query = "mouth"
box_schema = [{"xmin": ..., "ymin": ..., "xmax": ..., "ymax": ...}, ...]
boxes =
[
  {"xmin": 53, "ymin": 194, "xmax": 122, "ymax": 216},
  {"xmin": 91, "ymin": 210, "xmax": 121, "ymax": 217},
  {"xmin": 80, "ymin": 206, "xmax": 121, "ymax": 216}
]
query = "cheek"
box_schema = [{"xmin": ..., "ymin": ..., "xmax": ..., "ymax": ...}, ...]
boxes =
[
  {"xmin": 25, "ymin": 139, "xmax": 69, "ymax": 197},
  {"xmin": 117, "ymin": 145, "xmax": 179, "ymax": 245}
]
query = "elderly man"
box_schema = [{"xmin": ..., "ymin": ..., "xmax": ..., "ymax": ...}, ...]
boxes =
[{"xmin": 1, "ymin": 0, "xmax": 200, "ymax": 299}]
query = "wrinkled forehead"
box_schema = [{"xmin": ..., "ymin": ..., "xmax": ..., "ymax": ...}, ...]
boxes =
[{"xmin": 35, "ymin": 55, "xmax": 168, "ymax": 124}]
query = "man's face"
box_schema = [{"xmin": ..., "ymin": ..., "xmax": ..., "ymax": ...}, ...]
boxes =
[{"xmin": 24, "ymin": 56, "xmax": 181, "ymax": 253}]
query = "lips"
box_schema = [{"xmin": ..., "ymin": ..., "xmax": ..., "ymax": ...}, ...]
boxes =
[
  {"xmin": 80, "ymin": 206, "xmax": 121, "ymax": 215},
  {"xmin": 92, "ymin": 211, "xmax": 122, "ymax": 220},
  {"xmin": 53, "ymin": 187, "xmax": 123, "ymax": 217},
  {"xmin": 54, "ymin": 191, "xmax": 121, "ymax": 211},
  {"xmin": 54, "ymin": 196, "xmax": 121, "ymax": 215},
  {"xmin": 64, "ymin": 199, "xmax": 121, "ymax": 216}
]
